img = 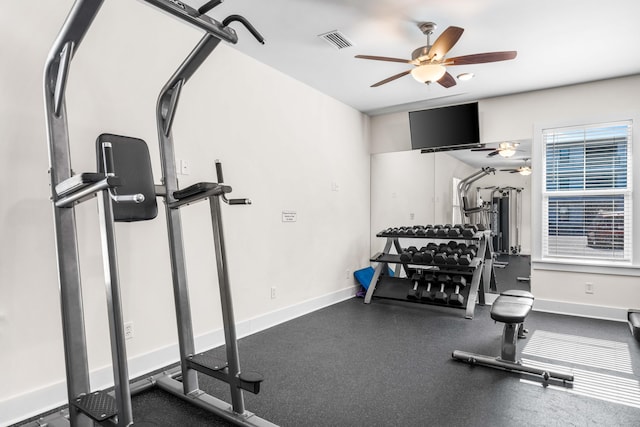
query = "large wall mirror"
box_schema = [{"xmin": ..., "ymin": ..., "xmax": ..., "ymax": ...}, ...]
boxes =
[{"xmin": 370, "ymin": 140, "xmax": 532, "ymax": 293}]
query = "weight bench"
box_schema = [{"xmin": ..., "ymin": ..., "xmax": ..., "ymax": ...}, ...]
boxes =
[{"xmin": 452, "ymin": 290, "xmax": 574, "ymax": 382}]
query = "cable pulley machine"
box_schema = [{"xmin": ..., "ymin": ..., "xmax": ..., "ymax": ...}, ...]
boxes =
[{"xmin": 43, "ymin": 0, "xmax": 274, "ymax": 426}]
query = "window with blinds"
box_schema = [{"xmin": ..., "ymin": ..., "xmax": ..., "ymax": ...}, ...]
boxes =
[{"xmin": 542, "ymin": 121, "xmax": 632, "ymax": 261}]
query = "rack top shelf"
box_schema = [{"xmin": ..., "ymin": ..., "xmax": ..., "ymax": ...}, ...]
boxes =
[{"xmin": 376, "ymin": 224, "xmax": 487, "ymax": 240}]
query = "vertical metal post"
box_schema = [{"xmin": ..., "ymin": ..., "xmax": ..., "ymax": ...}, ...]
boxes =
[
  {"xmin": 44, "ymin": 2, "xmax": 105, "ymax": 425},
  {"xmin": 97, "ymin": 192, "xmax": 134, "ymax": 427},
  {"xmin": 156, "ymin": 34, "xmax": 221, "ymax": 395},
  {"xmin": 209, "ymin": 195, "xmax": 245, "ymax": 414}
]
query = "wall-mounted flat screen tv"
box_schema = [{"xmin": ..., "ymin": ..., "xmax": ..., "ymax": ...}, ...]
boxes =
[{"xmin": 409, "ymin": 102, "xmax": 480, "ymax": 152}]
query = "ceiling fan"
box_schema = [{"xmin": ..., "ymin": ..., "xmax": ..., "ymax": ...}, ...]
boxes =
[
  {"xmin": 471, "ymin": 141, "xmax": 520, "ymax": 158},
  {"xmin": 500, "ymin": 159, "xmax": 532, "ymax": 175},
  {"xmin": 355, "ymin": 22, "xmax": 516, "ymax": 88}
]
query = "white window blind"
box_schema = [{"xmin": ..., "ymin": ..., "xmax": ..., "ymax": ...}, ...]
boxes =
[{"xmin": 542, "ymin": 121, "xmax": 632, "ymax": 261}]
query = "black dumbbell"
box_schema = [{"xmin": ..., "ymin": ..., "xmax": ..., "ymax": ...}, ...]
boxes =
[
  {"xmin": 422, "ymin": 250, "xmax": 434, "ymax": 264},
  {"xmin": 434, "ymin": 252, "xmax": 448, "ymax": 264},
  {"xmin": 447, "ymin": 240, "xmax": 459, "ymax": 249},
  {"xmin": 438, "ymin": 243, "xmax": 452, "ymax": 253},
  {"xmin": 426, "ymin": 242, "xmax": 439, "ymax": 251},
  {"xmin": 437, "ymin": 226, "xmax": 450, "ymax": 237},
  {"xmin": 458, "ymin": 247, "xmax": 477, "ymax": 265},
  {"xmin": 449, "ymin": 275, "xmax": 467, "ymax": 306},
  {"xmin": 448, "ymin": 226, "xmax": 462, "ymax": 237},
  {"xmin": 434, "ymin": 285, "xmax": 448, "ymax": 303},
  {"xmin": 446, "ymin": 252, "xmax": 459, "ymax": 265},
  {"xmin": 421, "ymin": 282, "xmax": 435, "ymax": 301},
  {"xmin": 458, "ymin": 253, "xmax": 472, "ymax": 265},
  {"xmin": 407, "ymin": 273, "xmax": 422, "ymax": 300},
  {"xmin": 412, "ymin": 250, "xmax": 426, "ymax": 263},
  {"xmin": 426, "ymin": 226, "xmax": 438, "ymax": 237},
  {"xmin": 400, "ymin": 246, "xmax": 418, "ymax": 262},
  {"xmin": 416, "ymin": 227, "xmax": 426, "ymax": 236},
  {"xmin": 462, "ymin": 224, "xmax": 478, "ymax": 238},
  {"xmin": 476, "ymin": 223, "xmax": 486, "ymax": 231}
]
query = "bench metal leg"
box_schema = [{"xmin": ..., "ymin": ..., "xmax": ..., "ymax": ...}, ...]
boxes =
[{"xmin": 500, "ymin": 323, "xmax": 518, "ymax": 363}]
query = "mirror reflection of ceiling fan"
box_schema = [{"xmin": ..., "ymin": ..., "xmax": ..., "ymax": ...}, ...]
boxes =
[
  {"xmin": 500, "ymin": 159, "xmax": 532, "ymax": 175},
  {"xmin": 355, "ymin": 22, "xmax": 517, "ymax": 88},
  {"xmin": 471, "ymin": 141, "xmax": 520, "ymax": 158}
]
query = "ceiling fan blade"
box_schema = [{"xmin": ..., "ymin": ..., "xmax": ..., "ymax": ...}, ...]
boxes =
[
  {"xmin": 355, "ymin": 55, "xmax": 412, "ymax": 64},
  {"xmin": 487, "ymin": 150, "xmax": 501, "ymax": 157},
  {"xmin": 437, "ymin": 71, "xmax": 456, "ymax": 88},
  {"xmin": 499, "ymin": 168, "xmax": 517, "ymax": 172},
  {"xmin": 471, "ymin": 148, "xmax": 497, "ymax": 152},
  {"xmin": 444, "ymin": 51, "xmax": 517, "ymax": 65},
  {"xmin": 428, "ymin": 26, "xmax": 464, "ymax": 61},
  {"xmin": 371, "ymin": 69, "xmax": 411, "ymax": 87}
]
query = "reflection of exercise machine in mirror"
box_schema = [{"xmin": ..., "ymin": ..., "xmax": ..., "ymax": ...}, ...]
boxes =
[
  {"xmin": 457, "ymin": 167, "xmax": 495, "ymax": 226},
  {"xmin": 476, "ymin": 186, "xmax": 523, "ymax": 255},
  {"xmin": 457, "ymin": 169, "xmax": 530, "ymax": 288},
  {"xmin": 476, "ymin": 185, "xmax": 531, "ymax": 284}
]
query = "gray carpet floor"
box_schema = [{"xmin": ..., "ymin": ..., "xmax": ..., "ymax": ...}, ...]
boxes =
[
  {"xmin": 128, "ymin": 297, "xmax": 639, "ymax": 426},
  {"xmin": 17, "ymin": 257, "xmax": 640, "ymax": 426}
]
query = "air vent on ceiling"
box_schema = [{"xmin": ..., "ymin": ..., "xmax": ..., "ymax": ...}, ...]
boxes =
[{"xmin": 318, "ymin": 30, "xmax": 353, "ymax": 50}]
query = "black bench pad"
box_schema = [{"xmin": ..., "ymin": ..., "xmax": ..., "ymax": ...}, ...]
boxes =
[
  {"xmin": 500, "ymin": 289, "xmax": 534, "ymax": 299},
  {"xmin": 491, "ymin": 291, "xmax": 534, "ymax": 324}
]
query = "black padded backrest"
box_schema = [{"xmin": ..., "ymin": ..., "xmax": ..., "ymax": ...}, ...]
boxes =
[{"xmin": 96, "ymin": 133, "xmax": 158, "ymax": 222}]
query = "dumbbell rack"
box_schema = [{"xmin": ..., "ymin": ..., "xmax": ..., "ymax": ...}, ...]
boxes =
[{"xmin": 364, "ymin": 226, "xmax": 497, "ymax": 319}]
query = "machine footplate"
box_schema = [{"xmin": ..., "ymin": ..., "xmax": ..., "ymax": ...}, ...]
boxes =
[
  {"xmin": 71, "ymin": 391, "xmax": 117, "ymax": 422},
  {"xmin": 188, "ymin": 353, "xmax": 228, "ymax": 372}
]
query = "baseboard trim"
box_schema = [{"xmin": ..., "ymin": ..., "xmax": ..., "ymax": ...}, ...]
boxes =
[
  {"xmin": 2, "ymin": 286, "xmax": 358, "ymax": 426},
  {"xmin": 533, "ymin": 298, "xmax": 628, "ymax": 322}
]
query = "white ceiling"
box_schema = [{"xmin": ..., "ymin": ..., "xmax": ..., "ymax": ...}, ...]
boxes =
[{"xmin": 204, "ymin": 0, "xmax": 640, "ymax": 117}]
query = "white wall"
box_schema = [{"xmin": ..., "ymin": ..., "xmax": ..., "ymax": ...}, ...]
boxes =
[
  {"xmin": 369, "ymin": 75, "xmax": 640, "ymax": 319},
  {"xmin": 0, "ymin": 1, "xmax": 371, "ymax": 423}
]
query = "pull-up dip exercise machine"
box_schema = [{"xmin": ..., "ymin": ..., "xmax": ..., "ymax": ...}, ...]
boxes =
[{"xmin": 43, "ymin": 1, "xmax": 274, "ymax": 426}]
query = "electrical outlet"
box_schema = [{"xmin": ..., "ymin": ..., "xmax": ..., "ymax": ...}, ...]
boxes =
[
  {"xmin": 124, "ymin": 322, "xmax": 134, "ymax": 340},
  {"xmin": 585, "ymin": 282, "xmax": 594, "ymax": 294},
  {"xmin": 270, "ymin": 287, "xmax": 276, "ymax": 299},
  {"xmin": 345, "ymin": 269, "xmax": 351, "ymax": 280}
]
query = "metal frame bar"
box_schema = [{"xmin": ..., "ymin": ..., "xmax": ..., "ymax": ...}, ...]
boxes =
[
  {"xmin": 97, "ymin": 190, "xmax": 133, "ymax": 426},
  {"xmin": 154, "ymin": 34, "xmax": 276, "ymax": 425},
  {"xmin": 44, "ymin": 2, "xmax": 106, "ymax": 426},
  {"xmin": 209, "ymin": 195, "xmax": 244, "ymax": 412},
  {"xmin": 155, "ymin": 34, "xmax": 221, "ymax": 396}
]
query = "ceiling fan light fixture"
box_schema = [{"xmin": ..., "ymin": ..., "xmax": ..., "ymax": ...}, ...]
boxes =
[
  {"xmin": 499, "ymin": 148, "xmax": 516, "ymax": 158},
  {"xmin": 410, "ymin": 64, "xmax": 446, "ymax": 83},
  {"xmin": 519, "ymin": 167, "xmax": 532, "ymax": 176}
]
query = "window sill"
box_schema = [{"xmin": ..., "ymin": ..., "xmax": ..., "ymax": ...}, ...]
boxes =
[{"xmin": 532, "ymin": 258, "xmax": 640, "ymax": 277}]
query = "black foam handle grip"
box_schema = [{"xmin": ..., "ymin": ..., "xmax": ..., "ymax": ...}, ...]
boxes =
[
  {"xmin": 198, "ymin": 0, "xmax": 223, "ymax": 15},
  {"xmin": 229, "ymin": 198, "xmax": 251, "ymax": 205},
  {"xmin": 102, "ymin": 142, "xmax": 115, "ymax": 176},
  {"xmin": 215, "ymin": 160, "xmax": 224, "ymax": 183},
  {"xmin": 222, "ymin": 15, "xmax": 265, "ymax": 44}
]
